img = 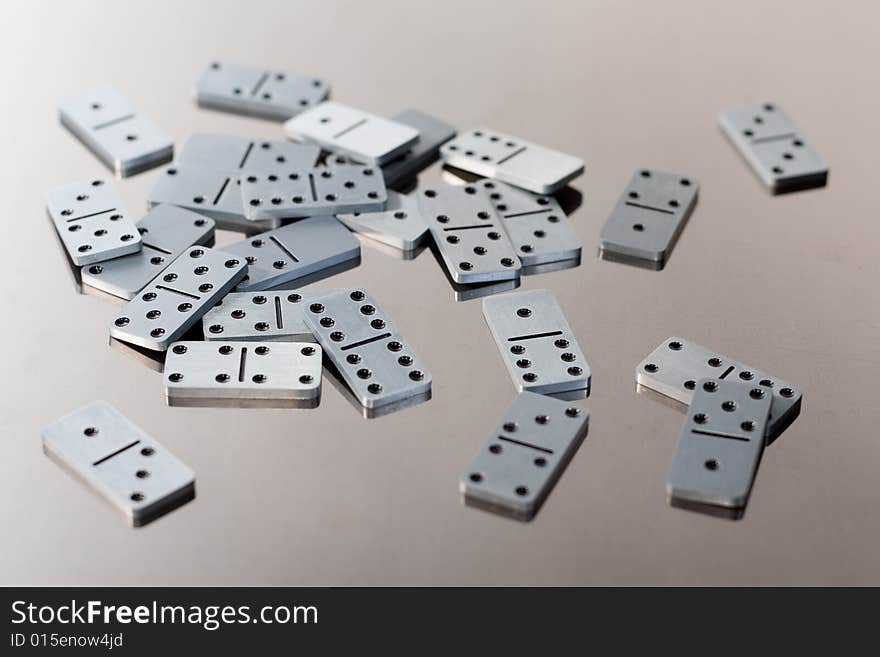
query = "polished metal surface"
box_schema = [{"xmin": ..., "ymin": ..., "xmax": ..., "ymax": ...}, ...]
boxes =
[
  {"xmin": 419, "ymin": 183, "xmax": 522, "ymax": 283},
  {"xmin": 148, "ymin": 165, "xmax": 281, "ymax": 232},
  {"xmin": 460, "ymin": 392, "xmax": 589, "ymax": 521},
  {"xmin": 667, "ymin": 378, "xmax": 771, "ymax": 510},
  {"xmin": 719, "ymin": 102, "xmax": 828, "ymax": 194},
  {"xmin": 338, "ymin": 190, "xmax": 429, "ymax": 252},
  {"xmin": 109, "ymin": 247, "xmax": 248, "ymax": 350},
  {"xmin": 483, "ymin": 289, "xmax": 590, "ymax": 395},
  {"xmin": 82, "ymin": 204, "xmax": 215, "ymax": 299},
  {"xmin": 382, "ymin": 109, "xmax": 457, "ymax": 189},
  {"xmin": 284, "ymin": 101, "xmax": 420, "ymax": 165},
  {"xmin": 440, "ymin": 128, "xmax": 584, "ymax": 194},
  {"xmin": 240, "ymin": 163, "xmax": 387, "ymax": 221},
  {"xmin": 46, "ymin": 177, "xmax": 142, "ymax": 266},
  {"xmin": 164, "ymin": 341, "xmax": 322, "ymax": 406},
  {"xmin": 6, "ymin": 1, "xmax": 880, "ymax": 586},
  {"xmin": 59, "ymin": 87, "xmax": 174, "ymax": 177},
  {"xmin": 303, "ymin": 288, "xmax": 431, "ymax": 410},
  {"xmin": 194, "ymin": 61, "xmax": 330, "ymax": 121},
  {"xmin": 224, "ymin": 217, "xmax": 360, "ymax": 291},
  {"xmin": 636, "ymin": 337, "xmax": 801, "ymax": 442},
  {"xmin": 41, "ymin": 401, "xmax": 195, "ymax": 527},
  {"xmin": 476, "ymin": 180, "xmax": 582, "ymax": 267},
  {"xmin": 599, "ymin": 169, "xmax": 699, "ymax": 269},
  {"xmin": 201, "ymin": 290, "xmax": 330, "ymax": 342},
  {"xmin": 177, "ymin": 133, "xmax": 321, "ymax": 172}
]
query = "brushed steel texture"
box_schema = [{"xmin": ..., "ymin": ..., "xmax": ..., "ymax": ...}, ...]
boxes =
[
  {"xmin": 240, "ymin": 163, "xmax": 387, "ymax": 221},
  {"xmin": 15, "ymin": 2, "xmax": 880, "ymax": 587},
  {"xmin": 440, "ymin": 128, "xmax": 584, "ymax": 194},
  {"xmin": 719, "ymin": 102, "xmax": 828, "ymax": 194},
  {"xmin": 177, "ymin": 133, "xmax": 321, "ymax": 173},
  {"xmin": 599, "ymin": 169, "xmax": 699, "ymax": 269},
  {"xmin": 46, "ymin": 177, "xmax": 142, "ymax": 266},
  {"xmin": 474, "ymin": 179, "xmax": 581, "ymax": 267},
  {"xmin": 418, "ymin": 182, "xmax": 521, "ymax": 284},
  {"xmin": 224, "ymin": 217, "xmax": 360, "ymax": 291},
  {"xmin": 382, "ymin": 109, "xmax": 457, "ymax": 188},
  {"xmin": 483, "ymin": 289, "xmax": 590, "ymax": 395},
  {"xmin": 41, "ymin": 401, "xmax": 194, "ymax": 527},
  {"xmin": 201, "ymin": 289, "xmax": 342, "ymax": 342},
  {"xmin": 667, "ymin": 378, "xmax": 772, "ymax": 510},
  {"xmin": 148, "ymin": 164, "xmax": 281, "ymax": 232},
  {"xmin": 164, "ymin": 341, "xmax": 322, "ymax": 405},
  {"xmin": 109, "ymin": 247, "xmax": 248, "ymax": 350},
  {"xmin": 59, "ymin": 87, "xmax": 173, "ymax": 177},
  {"xmin": 636, "ymin": 337, "xmax": 802, "ymax": 442},
  {"xmin": 302, "ymin": 288, "xmax": 431, "ymax": 410},
  {"xmin": 460, "ymin": 392, "xmax": 589, "ymax": 521},
  {"xmin": 81, "ymin": 204, "xmax": 215, "ymax": 299},
  {"xmin": 284, "ymin": 101, "xmax": 419, "ymax": 165},
  {"xmin": 337, "ymin": 190, "xmax": 428, "ymax": 252},
  {"xmin": 194, "ymin": 61, "xmax": 329, "ymax": 121}
]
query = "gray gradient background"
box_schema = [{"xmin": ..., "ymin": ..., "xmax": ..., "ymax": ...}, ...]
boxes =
[{"xmin": 2, "ymin": 0, "xmax": 878, "ymax": 585}]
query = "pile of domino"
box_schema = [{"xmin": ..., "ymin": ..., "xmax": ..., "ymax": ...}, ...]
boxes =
[{"xmin": 43, "ymin": 62, "xmax": 824, "ymax": 526}]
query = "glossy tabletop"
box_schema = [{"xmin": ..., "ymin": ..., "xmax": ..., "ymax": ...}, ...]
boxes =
[{"xmin": 2, "ymin": 0, "xmax": 878, "ymax": 585}]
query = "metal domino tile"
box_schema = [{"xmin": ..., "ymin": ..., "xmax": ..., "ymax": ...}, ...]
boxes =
[
  {"xmin": 284, "ymin": 101, "xmax": 420, "ymax": 165},
  {"xmin": 636, "ymin": 337, "xmax": 802, "ymax": 442},
  {"xmin": 382, "ymin": 109, "xmax": 457, "ymax": 189},
  {"xmin": 201, "ymin": 289, "xmax": 343, "ymax": 342},
  {"xmin": 599, "ymin": 169, "xmax": 699, "ymax": 269},
  {"xmin": 418, "ymin": 183, "xmax": 522, "ymax": 284},
  {"xmin": 302, "ymin": 289, "xmax": 431, "ymax": 410},
  {"xmin": 475, "ymin": 180, "xmax": 581, "ymax": 267},
  {"xmin": 224, "ymin": 217, "xmax": 360, "ymax": 291},
  {"xmin": 440, "ymin": 128, "xmax": 584, "ymax": 194},
  {"xmin": 109, "ymin": 247, "xmax": 248, "ymax": 351},
  {"xmin": 164, "ymin": 341, "xmax": 322, "ymax": 404},
  {"xmin": 82, "ymin": 204, "xmax": 215, "ymax": 300},
  {"xmin": 667, "ymin": 378, "xmax": 772, "ymax": 509},
  {"xmin": 460, "ymin": 392, "xmax": 589, "ymax": 521},
  {"xmin": 194, "ymin": 61, "xmax": 329, "ymax": 121},
  {"xmin": 59, "ymin": 87, "xmax": 174, "ymax": 177},
  {"xmin": 46, "ymin": 177, "xmax": 142, "ymax": 266},
  {"xmin": 148, "ymin": 165, "xmax": 281, "ymax": 232},
  {"xmin": 425, "ymin": 242, "xmax": 522, "ymax": 302},
  {"xmin": 240, "ymin": 163, "xmax": 387, "ymax": 221},
  {"xmin": 337, "ymin": 190, "xmax": 429, "ymax": 252},
  {"xmin": 719, "ymin": 102, "xmax": 828, "ymax": 194},
  {"xmin": 177, "ymin": 133, "xmax": 321, "ymax": 173},
  {"xmin": 483, "ymin": 289, "xmax": 590, "ymax": 395},
  {"xmin": 41, "ymin": 401, "xmax": 194, "ymax": 527}
]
